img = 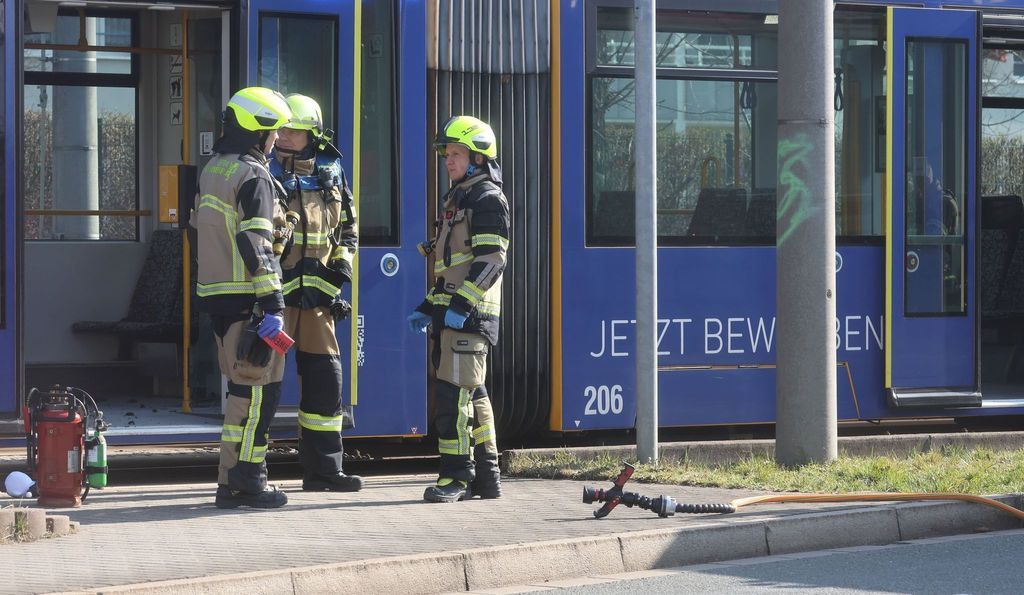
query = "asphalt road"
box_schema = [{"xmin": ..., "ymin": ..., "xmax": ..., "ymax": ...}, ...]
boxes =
[{"xmin": 513, "ymin": 529, "xmax": 1024, "ymax": 594}]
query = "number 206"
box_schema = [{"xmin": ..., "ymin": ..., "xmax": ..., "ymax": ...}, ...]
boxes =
[{"xmin": 584, "ymin": 385, "xmax": 623, "ymax": 415}]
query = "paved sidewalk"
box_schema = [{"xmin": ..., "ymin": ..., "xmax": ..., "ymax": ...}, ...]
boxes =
[{"xmin": 1, "ymin": 474, "xmax": 1021, "ymax": 594}]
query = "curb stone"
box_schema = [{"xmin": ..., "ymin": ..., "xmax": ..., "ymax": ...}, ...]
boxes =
[
  {"xmin": 1, "ymin": 508, "xmax": 81, "ymax": 543},
  {"xmin": 17, "ymin": 508, "xmax": 46, "ymax": 540},
  {"xmin": 55, "ymin": 495, "xmax": 1024, "ymax": 595}
]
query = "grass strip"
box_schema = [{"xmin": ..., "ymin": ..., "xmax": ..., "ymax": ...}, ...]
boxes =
[{"xmin": 506, "ymin": 446, "xmax": 1024, "ymax": 494}]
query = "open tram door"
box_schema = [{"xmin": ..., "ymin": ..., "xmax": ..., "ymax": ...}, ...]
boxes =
[
  {"xmin": 0, "ymin": 1, "xmax": 17, "ymax": 430},
  {"xmin": 246, "ymin": 0, "xmax": 428, "ymax": 438},
  {"xmin": 886, "ymin": 7, "xmax": 980, "ymax": 408}
]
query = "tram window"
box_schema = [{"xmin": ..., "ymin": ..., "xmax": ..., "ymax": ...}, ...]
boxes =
[
  {"xmin": 834, "ymin": 9, "xmax": 886, "ymax": 239},
  {"xmin": 23, "ymin": 10, "xmax": 139, "ymax": 242},
  {"xmin": 982, "ymin": 108, "xmax": 1024, "ymax": 197},
  {"xmin": 259, "ymin": 14, "xmax": 337, "ymax": 150},
  {"xmin": 358, "ymin": 0, "xmax": 398, "ymax": 245},
  {"xmin": 25, "ymin": 14, "xmax": 133, "ymax": 75},
  {"xmin": 595, "ymin": 8, "xmax": 777, "ymax": 70},
  {"xmin": 588, "ymin": 77, "xmax": 778, "ymax": 246},
  {"xmin": 982, "ymin": 49, "xmax": 1024, "ymax": 198},
  {"xmin": 983, "ymin": 48, "xmax": 1024, "ymax": 98},
  {"xmin": 23, "ymin": 86, "xmax": 138, "ymax": 241}
]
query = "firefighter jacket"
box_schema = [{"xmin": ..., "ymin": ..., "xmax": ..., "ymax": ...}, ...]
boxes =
[
  {"xmin": 194, "ymin": 141, "xmax": 287, "ymax": 316},
  {"xmin": 416, "ymin": 173, "xmax": 510, "ymax": 345},
  {"xmin": 270, "ymin": 150, "xmax": 358, "ymax": 310}
]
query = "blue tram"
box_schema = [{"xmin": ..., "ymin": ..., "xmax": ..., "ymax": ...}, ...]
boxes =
[{"xmin": 2, "ymin": 0, "xmax": 1024, "ymax": 445}]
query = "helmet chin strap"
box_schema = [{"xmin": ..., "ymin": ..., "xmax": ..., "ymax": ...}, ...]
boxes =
[{"xmin": 257, "ymin": 130, "xmax": 272, "ymax": 154}]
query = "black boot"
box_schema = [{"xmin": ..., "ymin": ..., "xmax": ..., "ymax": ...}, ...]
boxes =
[
  {"xmin": 423, "ymin": 479, "xmax": 471, "ymax": 503},
  {"xmin": 470, "ymin": 477, "xmax": 502, "ymax": 499},
  {"xmin": 471, "ymin": 453, "xmax": 502, "ymax": 499},
  {"xmin": 302, "ymin": 472, "xmax": 364, "ymax": 492},
  {"xmin": 215, "ymin": 485, "xmax": 288, "ymax": 509}
]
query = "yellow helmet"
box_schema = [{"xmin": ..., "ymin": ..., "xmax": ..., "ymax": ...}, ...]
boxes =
[
  {"xmin": 434, "ymin": 115, "xmax": 497, "ymax": 160},
  {"xmin": 225, "ymin": 87, "xmax": 291, "ymax": 132},
  {"xmin": 284, "ymin": 94, "xmax": 325, "ymax": 138}
]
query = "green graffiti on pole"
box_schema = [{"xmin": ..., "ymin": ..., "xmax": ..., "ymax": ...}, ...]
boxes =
[{"xmin": 777, "ymin": 133, "xmax": 818, "ymax": 247}]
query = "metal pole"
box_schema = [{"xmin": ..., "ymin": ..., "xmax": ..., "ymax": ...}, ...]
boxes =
[
  {"xmin": 634, "ymin": 0, "xmax": 658, "ymax": 465},
  {"xmin": 52, "ymin": 14, "xmax": 99, "ymax": 240},
  {"xmin": 776, "ymin": 1, "xmax": 837, "ymax": 465},
  {"xmin": 181, "ymin": 10, "xmax": 192, "ymax": 413}
]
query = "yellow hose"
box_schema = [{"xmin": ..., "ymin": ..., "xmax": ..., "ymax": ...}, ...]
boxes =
[{"xmin": 730, "ymin": 492, "xmax": 1024, "ymax": 521}]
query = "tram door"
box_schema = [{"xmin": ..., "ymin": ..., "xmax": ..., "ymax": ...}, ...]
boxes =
[
  {"xmin": 886, "ymin": 7, "xmax": 979, "ymax": 407},
  {"xmin": 247, "ymin": 1, "xmax": 428, "ymax": 437},
  {"xmin": 1, "ymin": 1, "xmax": 15, "ymax": 421}
]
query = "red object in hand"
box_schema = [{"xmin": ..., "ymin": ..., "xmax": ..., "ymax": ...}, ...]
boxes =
[{"xmin": 262, "ymin": 329, "xmax": 295, "ymax": 355}]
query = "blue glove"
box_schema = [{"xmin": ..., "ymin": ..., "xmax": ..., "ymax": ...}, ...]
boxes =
[
  {"xmin": 257, "ymin": 312, "xmax": 284, "ymax": 339},
  {"xmin": 407, "ymin": 311, "xmax": 431, "ymax": 334},
  {"xmin": 444, "ymin": 308, "xmax": 468, "ymax": 329}
]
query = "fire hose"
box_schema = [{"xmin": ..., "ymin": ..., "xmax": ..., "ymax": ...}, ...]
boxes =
[{"xmin": 583, "ymin": 462, "xmax": 1024, "ymax": 521}]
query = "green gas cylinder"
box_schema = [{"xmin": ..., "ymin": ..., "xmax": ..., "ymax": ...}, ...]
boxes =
[{"xmin": 86, "ymin": 428, "xmax": 108, "ymax": 489}]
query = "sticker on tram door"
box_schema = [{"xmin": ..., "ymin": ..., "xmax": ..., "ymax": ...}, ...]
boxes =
[{"xmin": 906, "ymin": 251, "xmax": 920, "ymax": 274}]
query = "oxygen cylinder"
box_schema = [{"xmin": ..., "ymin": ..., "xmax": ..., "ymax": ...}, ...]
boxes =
[{"xmin": 86, "ymin": 428, "xmax": 108, "ymax": 489}]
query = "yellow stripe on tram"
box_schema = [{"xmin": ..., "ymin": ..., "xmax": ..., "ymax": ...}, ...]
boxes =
[
  {"xmin": 884, "ymin": 7, "xmax": 894, "ymax": 390},
  {"xmin": 350, "ymin": 0, "xmax": 363, "ymax": 407},
  {"xmin": 549, "ymin": 0, "xmax": 564, "ymax": 432}
]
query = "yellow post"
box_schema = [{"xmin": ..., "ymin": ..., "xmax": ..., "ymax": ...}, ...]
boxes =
[
  {"xmin": 349, "ymin": 1, "xmax": 363, "ymax": 406},
  {"xmin": 181, "ymin": 10, "xmax": 193, "ymax": 413},
  {"xmin": 548, "ymin": 0, "xmax": 563, "ymax": 431}
]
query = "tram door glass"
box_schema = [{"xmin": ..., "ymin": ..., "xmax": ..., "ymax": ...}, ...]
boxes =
[
  {"xmin": 258, "ymin": 14, "xmax": 337, "ymax": 126},
  {"xmin": 904, "ymin": 40, "xmax": 966, "ymax": 314}
]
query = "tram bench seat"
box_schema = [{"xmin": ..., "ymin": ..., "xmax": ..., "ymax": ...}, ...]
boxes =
[
  {"xmin": 71, "ymin": 229, "xmax": 184, "ymax": 360},
  {"xmin": 744, "ymin": 189, "xmax": 776, "ymax": 237},
  {"xmin": 687, "ymin": 187, "xmax": 748, "ymax": 239}
]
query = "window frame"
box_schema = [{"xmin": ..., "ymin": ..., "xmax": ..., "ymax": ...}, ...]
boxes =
[{"xmin": 23, "ymin": 8, "xmax": 141, "ymax": 242}]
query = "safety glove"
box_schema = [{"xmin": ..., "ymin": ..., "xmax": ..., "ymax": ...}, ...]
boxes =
[
  {"xmin": 330, "ymin": 296, "xmax": 352, "ymax": 321},
  {"xmin": 407, "ymin": 311, "xmax": 431, "ymax": 334},
  {"xmin": 257, "ymin": 312, "xmax": 284, "ymax": 339},
  {"xmin": 444, "ymin": 308, "xmax": 469, "ymax": 330},
  {"xmin": 238, "ymin": 316, "xmax": 273, "ymax": 367}
]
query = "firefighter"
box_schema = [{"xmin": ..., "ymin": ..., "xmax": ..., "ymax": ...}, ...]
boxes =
[
  {"xmin": 408, "ymin": 115, "xmax": 510, "ymax": 502},
  {"xmin": 194, "ymin": 86, "xmax": 293, "ymax": 509},
  {"xmin": 270, "ymin": 94, "xmax": 363, "ymax": 492}
]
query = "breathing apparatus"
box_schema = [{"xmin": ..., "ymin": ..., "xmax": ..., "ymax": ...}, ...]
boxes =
[{"xmin": 23, "ymin": 385, "xmax": 107, "ymax": 508}]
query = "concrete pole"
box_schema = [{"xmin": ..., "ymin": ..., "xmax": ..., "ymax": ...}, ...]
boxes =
[
  {"xmin": 53, "ymin": 16, "xmax": 99, "ymax": 240},
  {"xmin": 634, "ymin": 0, "xmax": 658, "ymax": 465},
  {"xmin": 775, "ymin": 1, "xmax": 837, "ymax": 466}
]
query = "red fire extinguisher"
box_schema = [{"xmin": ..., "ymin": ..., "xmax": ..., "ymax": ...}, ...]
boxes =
[{"xmin": 25, "ymin": 386, "xmax": 106, "ymax": 508}]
